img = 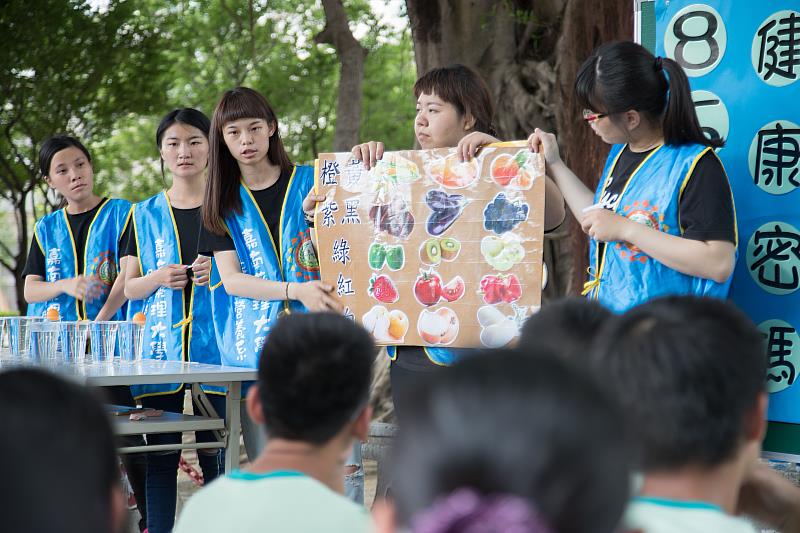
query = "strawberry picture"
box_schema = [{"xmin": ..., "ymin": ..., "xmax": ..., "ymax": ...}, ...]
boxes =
[
  {"xmin": 414, "ymin": 269, "xmax": 443, "ymax": 306},
  {"xmin": 369, "ymin": 274, "xmax": 399, "ymax": 304}
]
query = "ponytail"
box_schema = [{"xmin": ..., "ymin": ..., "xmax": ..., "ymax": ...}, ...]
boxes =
[
  {"xmin": 575, "ymin": 41, "xmax": 723, "ymax": 148},
  {"xmin": 660, "ymin": 57, "xmax": 722, "ymax": 148}
]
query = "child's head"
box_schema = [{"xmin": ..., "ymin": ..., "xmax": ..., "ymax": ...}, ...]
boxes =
[
  {"xmin": 155, "ymin": 107, "xmax": 211, "ymax": 181},
  {"xmin": 413, "ymin": 64, "xmax": 495, "ymax": 149},
  {"xmin": 38, "ymin": 135, "xmax": 95, "ymax": 205},
  {"xmin": 575, "ymin": 41, "xmax": 721, "ymax": 148},
  {"xmin": 382, "ymin": 349, "xmax": 630, "ymax": 533},
  {"xmin": 204, "ymin": 87, "xmax": 291, "ymax": 234},
  {"xmin": 0, "ymin": 369, "xmax": 123, "ymax": 533},
  {"xmin": 519, "ymin": 296, "xmax": 612, "ymax": 359},
  {"xmin": 249, "ymin": 312, "xmax": 375, "ymax": 446},
  {"xmin": 591, "ymin": 296, "xmax": 767, "ymax": 473}
]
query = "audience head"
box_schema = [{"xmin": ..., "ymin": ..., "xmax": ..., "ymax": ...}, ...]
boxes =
[
  {"xmin": 0, "ymin": 368, "xmax": 123, "ymax": 533},
  {"xmin": 591, "ymin": 296, "xmax": 767, "ymax": 472},
  {"xmin": 249, "ymin": 312, "xmax": 376, "ymax": 446},
  {"xmin": 519, "ymin": 296, "xmax": 612, "ymax": 358},
  {"xmin": 379, "ymin": 349, "xmax": 631, "ymax": 533}
]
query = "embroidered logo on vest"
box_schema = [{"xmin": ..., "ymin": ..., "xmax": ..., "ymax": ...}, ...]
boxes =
[{"xmin": 615, "ymin": 200, "xmax": 670, "ymax": 264}]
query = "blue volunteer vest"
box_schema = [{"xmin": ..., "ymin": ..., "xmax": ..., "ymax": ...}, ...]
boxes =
[
  {"xmin": 209, "ymin": 165, "xmax": 320, "ymax": 368},
  {"xmin": 583, "ymin": 143, "xmax": 736, "ymax": 313},
  {"xmin": 28, "ymin": 198, "xmax": 131, "ymax": 320},
  {"xmin": 129, "ymin": 192, "xmax": 225, "ymax": 398}
]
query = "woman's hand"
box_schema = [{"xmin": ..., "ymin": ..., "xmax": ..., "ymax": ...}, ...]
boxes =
[
  {"xmin": 580, "ymin": 208, "xmax": 633, "ymax": 243},
  {"xmin": 302, "ymin": 189, "xmax": 327, "ymax": 219},
  {"xmin": 191, "ymin": 255, "xmax": 211, "ymax": 286},
  {"xmin": 527, "ymin": 128, "xmax": 563, "ymax": 167},
  {"xmin": 60, "ymin": 275, "xmax": 91, "ymax": 301},
  {"xmin": 155, "ymin": 264, "xmax": 189, "ymax": 290},
  {"xmin": 291, "ymin": 281, "xmax": 342, "ymax": 312},
  {"xmin": 351, "ymin": 141, "xmax": 384, "ymax": 170},
  {"xmin": 457, "ymin": 132, "xmax": 499, "ymax": 161}
]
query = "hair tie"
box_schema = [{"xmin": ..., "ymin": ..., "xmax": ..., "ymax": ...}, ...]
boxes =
[
  {"xmin": 411, "ymin": 488, "xmax": 553, "ymax": 533},
  {"xmin": 655, "ymin": 56, "xmax": 663, "ymax": 71}
]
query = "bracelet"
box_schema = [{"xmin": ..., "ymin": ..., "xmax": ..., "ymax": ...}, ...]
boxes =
[
  {"xmin": 304, "ymin": 212, "xmax": 315, "ymax": 228},
  {"xmin": 285, "ymin": 281, "xmax": 291, "ymax": 301}
]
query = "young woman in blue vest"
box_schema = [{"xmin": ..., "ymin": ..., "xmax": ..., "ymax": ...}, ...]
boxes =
[
  {"xmin": 198, "ymin": 87, "xmax": 340, "ymax": 458},
  {"xmin": 22, "ymin": 135, "xmax": 149, "ymax": 531},
  {"xmin": 352, "ymin": 65, "xmax": 567, "ymax": 421},
  {"xmin": 528, "ymin": 41, "xmax": 736, "ymax": 313},
  {"xmin": 121, "ymin": 108, "xmax": 226, "ymax": 533}
]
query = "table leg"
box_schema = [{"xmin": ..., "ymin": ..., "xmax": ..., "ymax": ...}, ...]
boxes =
[{"xmin": 225, "ymin": 381, "xmax": 242, "ymax": 473}]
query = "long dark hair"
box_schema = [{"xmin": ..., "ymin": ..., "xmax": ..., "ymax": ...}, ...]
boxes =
[
  {"xmin": 203, "ymin": 87, "xmax": 292, "ymax": 235},
  {"xmin": 414, "ymin": 64, "xmax": 497, "ymax": 137},
  {"xmin": 155, "ymin": 108, "xmax": 211, "ymax": 181},
  {"xmin": 39, "ymin": 135, "xmax": 92, "ymax": 178},
  {"xmin": 575, "ymin": 41, "xmax": 722, "ymax": 148}
]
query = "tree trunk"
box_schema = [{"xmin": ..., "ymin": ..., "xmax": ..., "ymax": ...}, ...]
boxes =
[
  {"xmin": 406, "ymin": 0, "xmax": 632, "ymax": 298},
  {"xmin": 315, "ymin": 0, "xmax": 368, "ymax": 152}
]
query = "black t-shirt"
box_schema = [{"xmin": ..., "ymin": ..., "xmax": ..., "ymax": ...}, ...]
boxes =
[
  {"xmin": 121, "ymin": 205, "xmax": 202, "ymax": 316},
  {"xmin": 597, "ymin": 146, "xmax": 736, "ymax": 243},
  {"xmin": 23, "ymin": 198, "xmax": 126, "ymax": 278},
  {"xmin": 197, "ymin": 168, "xmax": 292, "ymax": 255}
]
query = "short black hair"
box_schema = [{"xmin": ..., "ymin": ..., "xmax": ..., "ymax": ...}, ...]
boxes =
[
  {"xmin": 0, "ymin": 369, "xmax": 118, "ymax": 533},
  {"xmin": 519, "ymin": 296, "xmax": 612, "ymax": 358},
  {"xmin": 391, "ymin": 349, "xmax": 631, "ymax": 533},
  {"xmin": 258, "ymin": 312, "xmax": 375, "ymax": 444},
  {"xmin": 39, "ymin": 134, "xmax": 92, "ymax": 178},
  {"xmin": 155, "ymin": 107, "xmax": 211, "ymax": 179},
  {"xmin": 591, "ymin": 296, "xmax": 766, "ymax": 471}
]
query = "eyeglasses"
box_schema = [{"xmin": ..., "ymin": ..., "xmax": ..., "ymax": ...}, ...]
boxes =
[{"xmin": 582, "ymin": 109, "xmax": 608, "ymax": 123}]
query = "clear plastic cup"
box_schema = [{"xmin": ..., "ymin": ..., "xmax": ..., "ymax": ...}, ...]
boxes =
[
  {"xmin": 29, "ymin": 322, "xmax": 61, "ymax": 363},
  {"xmin": 89, "ymin": 321, "xmax": 119, "ymax": 365},
  {"xmin": 7, "ymin": 317, "xmax": 46, "ymax": 357},
  {"xmin": 60, "ymin": 321, "xmax": 89, "ymax": 364},
  {"xmin": 117, "ymin": 321, "xmax": 144, "ymax": 364},
  {"xmin": 0, "ymin": 317, "xmax": 9, "ymax": 355}
]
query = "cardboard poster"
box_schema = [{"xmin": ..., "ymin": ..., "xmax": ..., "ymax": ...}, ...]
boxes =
[{"xmin": 314, "ymin": 143, "xmax": 545, "ymax": 348}]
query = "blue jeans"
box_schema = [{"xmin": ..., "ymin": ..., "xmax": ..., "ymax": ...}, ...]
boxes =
[
  {"xmin": 240, "ymin": 399, "xmax": 364, "ymax": 504},
  {"xmin": 142, "ymin": 391, "xmax": 226, "ymax": 533}
]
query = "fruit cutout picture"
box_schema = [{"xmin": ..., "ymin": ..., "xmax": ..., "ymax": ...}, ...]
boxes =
[
  {"xmin": 414, "ymin": 269, "xmax": 443, "ymax": 306},
  {"xmin": 429, "ymin": 153, "xmax": 479, "ymax": 189},
  {"xmin": 426, "ymin": 190, "xmax": 466, "ymax": 236},
  {"xmin": 490, "ymin": 151, "xmax": 535, "ymax": 190},
  {"xmin": 420, "ymin": 237, "xmax": 461, "ymax": 266},
  {"xmin": 369, "ymin": 197, "xmax": 415, "ymax": 239},
  {"xmin": 418, "ymin": 307, "xmax": 459, "ymax": 345},
  {"xmin": 362, "ymin": 306, "xmax": 409, "ymax": 343},
  {"xmin": 481, "ymin": 234, "xmax": 525, "ymax": 271},
  {"xmin": 478, "ymin": 305, "xmax": 521, "ymax": 348},
  {"xmin": 369, "ymin": 274, "xmax": 399, "ymax": 304},
  {"xmin": 479, "ymin": 274, "xmax": 522, "ymax": 305},
  {"xmin": 369, "ymin": 243, "xmax": 405, "ymax": 271},
  {"xmin": 441, "ymin": 276, "xmax": 465, "ymax": 303},
  {"xmin": 483, "ymin": 193, "xmax": 529, "ymax": 235}
]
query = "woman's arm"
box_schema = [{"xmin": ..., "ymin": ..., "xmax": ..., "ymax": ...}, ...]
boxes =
[
  {"xmin": 580, "ymin": 208, "xmax": 735, "ymax": 282},
  {"xmin": 94, "ymin": 256, "xmax": 129, "ymax": 321},
  {"xmin": 528, "ymin": 129, "xmax": 595, "ymax": 216},
  {"xmin": 24, "ymin": 274, "xmax": 89, "ymax": 303},
  {"xmin": 123, "ymin": 255, "xmax": 188, "ymax": 300},
  {"xmin": 214, "ymin": 250, "xmax": 341, "ymax": 311}
]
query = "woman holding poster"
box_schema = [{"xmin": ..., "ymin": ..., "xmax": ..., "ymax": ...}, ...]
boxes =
[
  {"xmin": 352, "ymin": 64, "xmax": 566, "ymax": 421},
  {"xmin": 529, "ymin": 41, "xmax": 736, "ymax": 313}
]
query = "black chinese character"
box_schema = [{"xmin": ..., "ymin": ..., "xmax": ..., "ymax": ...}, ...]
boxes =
[
  {"xmin": 756, "ymin": 12, "xmax": 800, "ymax": 81},
  {"xmin": 750, "ymin": 225, "xmax": 800, "ymax": 290},
  {"xmin": 754, "ymin": 122, "xmax": 800, "ymax": 189},
  {"xmin": 765, "ymin": 325, "xmax": 797, "ymax": 386}
]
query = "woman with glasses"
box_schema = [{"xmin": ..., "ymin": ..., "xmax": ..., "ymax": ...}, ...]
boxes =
[{"xmin": 529, "ymin": 41, "xmax": 736, "ymax": 313}]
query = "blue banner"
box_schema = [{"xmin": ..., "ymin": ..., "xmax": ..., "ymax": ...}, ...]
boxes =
[{"xmin": 647, "ymin": 2, "xmax": 800, "ymax": 424}]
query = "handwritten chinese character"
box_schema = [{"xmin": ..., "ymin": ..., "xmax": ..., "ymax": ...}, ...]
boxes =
[
  {"xmin": 754, "ymin": 122, "xmax": 800, "ymax": 193},
  {"xmin": 756, "ymin": 12, "xmax": 800, "ymax": 83},
  {"xmin": 750, "ymin": 223, "xmax": 800, "ymax": 292},
  {"xmin": 337, "ymin": 273, "xmax": 355, "ymax": 297},
  {"xmin": 321, "ymin": 199, "xmax": 339, "ymax": 228},
  {"xmin": 766, "ymin": 324, "xmax": 797, "ymax": 386},
  {"xmin": 320, "ymin": 159, "xmax": 341, "ymax": 186},
  {"xmin": 341, "ymin": 198, "xmax": 361, "ymax": 225},
  {"xmin": 332, "ymin": 238, "xmax": 351, "ymax": 266}
]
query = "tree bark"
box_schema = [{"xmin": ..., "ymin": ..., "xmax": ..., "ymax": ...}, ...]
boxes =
[
  {"xmin": 315, "ymin": 0, "xmax": 368, "ymax": 152},
  {"xmin": 406, "ymin": 0, "xmax": 632, "ymax": 298}
]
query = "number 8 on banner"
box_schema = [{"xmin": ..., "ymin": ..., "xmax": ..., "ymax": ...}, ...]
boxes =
[{"xmin": 664, "ymin": 4, "xmax": 727, "ymax": 77}]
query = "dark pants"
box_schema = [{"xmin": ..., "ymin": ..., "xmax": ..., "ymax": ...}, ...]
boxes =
[
  {"xmin": 389, "ymin": 350, "xmax": 443, "ymax": 426},
  {"xmin": 103, "ymin": 385, "xmax": 148, "ymax": 532},
  {"xmin": 141, "ymin": 390, "xmax": 226, "ymax": 533}
]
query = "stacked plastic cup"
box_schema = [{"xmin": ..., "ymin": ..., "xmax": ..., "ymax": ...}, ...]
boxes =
[
  {"xmin": 7, "ymin": 317, "xmax": 46, "ymax": 359},
  {"xmin": 0, "ymin": 317, "xmax": 9, "ymax": 356},
  {"xmin": 60, "ymin": 321, "xmax": 89, "ymax": 364},
  {"xmin": 89, "ymin": 321, "xmax": 119, "ymax": 365},
  {"xmin": 117, "ymin": 321, "xmax": 145, "ymax": 364},
  {"xmin": 29, "ymin": 321, "xmax": 61, "ymax": 363}
]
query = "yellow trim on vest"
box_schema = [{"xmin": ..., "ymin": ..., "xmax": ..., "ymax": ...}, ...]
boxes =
[
  {"xmin": 132, "ymin": 205, "xmax": 145, "ymax": 277},
  {"xmin": 487, "ymin": 141, "xmax": 527, "ymax": 148},
  {"xmin": 422, "ymin": 347, "xmax": 451, "ymax": 366},
  {"xmin": 60, "ymin": 208, "xmax": 83, "ymax": 319},
  {"xmin": 677, "ymin": 147, "xmax": 712, "ymax": 236},
  {"xmin": 82, "ymin": 198, "xmax": 112, "ymax": 319},
  {"xmin": 33, "ymin": 226, "xmax": 45, "ymax": 256},
  {"xmin": 591, "ymin": 145, "xmax": 663, "ymax": 301},
  {"xmin": 708, "ymin": 149, "xmax": 739, "ymax": 247},
  {"xmin": 313, "ymin": 159, "xmax": 320, "ymax": 249}
]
